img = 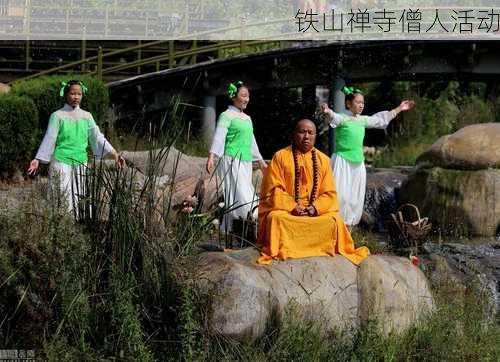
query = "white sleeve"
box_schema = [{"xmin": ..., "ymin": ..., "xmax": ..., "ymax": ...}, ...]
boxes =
[
  {"xmin": 251, "ymin": 134, "xmax": 264, "ymax": 161},
  {"xmin": 35, "ymin": 113, "xmax": 60, "ymax": 163},
  {"xmin": 88, "ymin": 115, "xmax": 115, "ymax": 158},
  {"xmin": 364, "ymin": 110, "xmax": 396, "ymax": 129},
  {"xmin": 209, "ymin": 125, "xmax": 227, "ymax": 157},
  {"xmin": 326, "ymin": 109, "xmax": 345, "ymax": 128}
]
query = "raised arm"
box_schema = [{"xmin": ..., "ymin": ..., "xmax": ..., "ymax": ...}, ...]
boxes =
[
  {"xmin": 320, "ymin": 103, "xmax": 345, "ymax": 128},
  {"xmin": 364, "ymin": 100, "xmax": 416, "ymax": 129}
]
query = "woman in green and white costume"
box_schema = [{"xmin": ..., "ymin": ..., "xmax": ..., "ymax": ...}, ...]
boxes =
[
  {"xmin": 321, "ymin": 86, "xmax": 415, "ymax": 225},
  {"xmin": 28, "ymin": 80, "xmax": 125, "ymax": 213},
  {"xmin": 206, "ymin": 81, "xmax": 267, "ymax": 231}
]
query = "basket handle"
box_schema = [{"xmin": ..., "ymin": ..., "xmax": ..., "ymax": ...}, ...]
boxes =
[
  {"xmin": 391, "ymin": 212, "xmax": 406, "ymax": 236},
  {"xmin": 397, "ymin": 203, "xmax": 421, "ymax": 222}
]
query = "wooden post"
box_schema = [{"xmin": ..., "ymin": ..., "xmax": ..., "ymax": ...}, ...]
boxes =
[
  {"xmin": 168, "ymin": 40, "xmax": 174, "ymax": 68},
  {"xmin": 217, "ymin": 41, "xmax": 223, "ymax": 59},
  {"xmin": 81, "ymin": 39, "xmax": 86, "ymax": 72},
  {"xmin": 137, "ymin": 40, "xmax": 142, "ymax": 74},
  {"xmin": 97, "ymin": 46, "xmax": 103, "ymax": 80},
  {"xmin": 25, "ymin": 38, "xmax": 30, "ymax": 71},
  {"xmin": 191, "ymin": 40, "xmax": 197, "ymax": 65}
]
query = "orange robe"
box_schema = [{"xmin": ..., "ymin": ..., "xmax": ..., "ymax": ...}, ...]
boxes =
[{"xmin": 257, "ymin": 146, "xmax": 369, "ymax": 265}]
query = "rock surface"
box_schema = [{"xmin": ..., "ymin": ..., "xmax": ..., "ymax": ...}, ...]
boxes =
[
  {"xmin": 358, "ymin": 255, "xmax": 435, "ymax": 334},
  {"xmin": 362, "ymin": 168, "xmax": 409, "ymax": 231},
  {"xmin": 400, "ymin": 167, "xmax": 500, "ymax": 237},
  {"xmin": 121, "ymin": 147, "xmax": 263, "ymax": 210},
  {"xmin": 422, "ymin": 242, "xmax": 500, "ymax": 317},
  {"xmin": 117, "ymin": 147, "xmax": 218, "ymax": 209},
  {"xmin": 416, "ymin": 123, "xmax": 500, "ymax": 170},
  {"xmin": 197, "ymin": 248, "xmax": 435, "ymax": 343}
]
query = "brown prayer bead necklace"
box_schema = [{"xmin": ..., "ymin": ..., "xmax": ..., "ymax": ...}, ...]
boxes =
[{"xmin": 292, "ymin": 146, "xmax": 319, "ymax": 204}]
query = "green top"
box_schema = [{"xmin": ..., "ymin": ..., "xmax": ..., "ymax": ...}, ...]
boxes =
[
  {"xmin": 334, "ymin": 115, "xmax": 369, "ymax": 164},
  {"xmin": 52, "ymin": 114, "xmax": 92, "ymax": 164},
  {"xmin": 218, "ymin": 107, "xmax": 255, "ymax": 162},
  {"xmin": 35, "ymin": 104, "xmax": 114, "ymax": 165}
]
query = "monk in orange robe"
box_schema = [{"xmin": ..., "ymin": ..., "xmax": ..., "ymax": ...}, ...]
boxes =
[{"xmin": 257, "ymin": 119, "xmax": 370, "ymax": 265}]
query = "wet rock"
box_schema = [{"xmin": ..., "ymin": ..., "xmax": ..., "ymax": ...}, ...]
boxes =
[
  {"xmin": 362, "ymin": 168, "xmax": 408, "ymax": 231},
  {"xmin": 422, "ymin": 242, "xmax": 500, "ymax": 317}
]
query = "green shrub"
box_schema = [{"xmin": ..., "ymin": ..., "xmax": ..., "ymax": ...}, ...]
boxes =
[
  {"xmin": 11, "ymin": 75, "xmax": 109, "ymax": 131},
  {"xmin": 0, "ymin": 94, "xmax": 39, "ymax": 174}
]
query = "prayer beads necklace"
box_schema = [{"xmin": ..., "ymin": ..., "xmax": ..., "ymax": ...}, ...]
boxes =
[{"xmin": 292, "ymin": 147, "xmax": 319, "ymax": 204}]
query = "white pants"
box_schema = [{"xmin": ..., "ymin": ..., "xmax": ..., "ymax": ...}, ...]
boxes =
[
  {"xmin": 216, "ymin": 156, "xmax": 258, "ymax": 231},
  {"xmin": 331, "ymin": 154, "xmax": 366, "ymax": 226},
  {"xmin": 49, "ymin": 160, "xmax": 87, "ymax": 215}
]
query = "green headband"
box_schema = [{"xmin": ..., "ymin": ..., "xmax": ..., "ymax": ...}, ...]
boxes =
[
  {"xmin": 227, "ymin": 81, "xmax": 244, "ymax": 99},
  {"xmin": 341, "ymin": 86, "xmax": 363, "ymax": 96},
  {"xmin": 60, "ymin": 81, "xmax": 88, "ymax": 97}
]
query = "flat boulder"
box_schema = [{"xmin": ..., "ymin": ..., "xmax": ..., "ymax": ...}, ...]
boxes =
[
  {"xmin": 197, "ymin": 248, "xmax": 435, "ymax": 343},
  {"xmin": 417, "ymin": 123, "xmax": 500, "ymax": 170}
]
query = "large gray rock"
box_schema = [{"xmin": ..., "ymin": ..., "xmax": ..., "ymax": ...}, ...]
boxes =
[
  {"xmin": 198, "ymin": 248, "xmax": 359, "ymax": 343},
  {"xmin": 358, "ymin": 255, "xmax": 435, "ymax": 335},
  {"xmin": 118, "ymin": 147, "xmax": 217, "ymax": 208},
  {"xmin": 416, "ymin": 123, "xmax": 500, "ymax": 170},
  {"xmin": 197, "ymin": 248, "xmax": 435, "ymax": 343},
  {"xmin": 400, "ymin": 167, "xmax": 500, "ymax": 237}
]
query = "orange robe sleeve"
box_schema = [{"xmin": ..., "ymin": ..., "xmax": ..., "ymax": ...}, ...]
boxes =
[
  {"xmin": 259, "ymin": 151, "xmax": 297, "ymax": 213},
  {"xmin": 257, "ymin": 149, "xmax": 297, "ymax": 246}
]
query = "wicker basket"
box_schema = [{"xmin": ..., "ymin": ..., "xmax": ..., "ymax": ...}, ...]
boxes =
[{"xmin": 386, "ymin": 203, "xmax": 432, "ymax": 250}]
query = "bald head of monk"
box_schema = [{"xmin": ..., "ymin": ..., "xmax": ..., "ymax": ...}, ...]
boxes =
[{"xmin": 293, "ymin": 119, "xmax": 317, "ymax": 153}]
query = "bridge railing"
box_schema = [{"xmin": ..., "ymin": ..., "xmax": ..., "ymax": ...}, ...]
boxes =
[{"xmin": 10, "ymin": 39, "xmax": 284, "ymax": 84}]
